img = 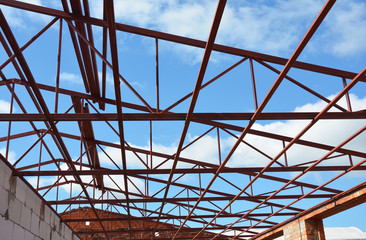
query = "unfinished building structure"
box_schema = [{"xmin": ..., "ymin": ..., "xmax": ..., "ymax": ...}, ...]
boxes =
[{"xmin": 0, "ymin": 0, "xmax": 366, "ymax": 239}]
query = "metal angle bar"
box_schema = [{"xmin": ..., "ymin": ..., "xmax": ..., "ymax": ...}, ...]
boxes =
[
  {"xmin": 73, "ymin": 226, "xmax": 268, "ymax": 232},
  {"xmin": 0, "ymin": 79, "xmax": 71, "ymax": 186},
  {"xmin": 0, "ymin": 17, "xmax": 59, "ymax": 72},
  {"xmin": 1, "ymin": 111, "xmax": 366, "ymax": 121},
  {"xmin": 48, "ymin": 194, "xmax": 334, "ymax": 205},
  {"xmin": 82, "ymin": 0, "xmax": 101, "ymax": 105},
  {"xmin": 3, "ymin": 78, "xmax": 151, "ymax": 112},
  {"xmin": 3, "ymin": 79, "xmax": 364, "ymax": 160},
  {"xmin": 104, "ymin": 0, "xmax": 131, "ymax": 230},
  {"xmin": 232, "ymin": 125, "xmax": 366, "ymax": 239},
  {"xmin": 255, "ymin": 59, "xmax": 348, "ymax": 113},
  {"xmin": 60, "ymin": 0, "xmax": 90, "ymax": 92},
  {"xmin": 158, "ymin": 1, "xmax": 227, "ymax": 229},
  {"xmin": 63, "ymin": 212, "xmax": 295, "ymax": 222},
  {"xmin": 63, "ymin": 18, "xmax": 154, "ymax": 112},
  {"xmin": 0, "ymin": 0, "xmax": 363, "ymax": 81},
  {"xmin": 0, "ymin": 10, "xmax": 111, "ymax": 240},
  {"xmin": 249, "ymin": 58, "xmax": 258, "ymax": 110},
  {"xmin": 188, "ymin": 1, "xmax": 337, "ymax": 238},
  {"xmin": 162, "ymin": 57, "xmax": 248, "ymax": 113},
  {"xmin": 68, "ymin": 0, "xmax": 98, "ymax": 97},
  {"xmin": 20, "ymin": 165, "xmax": 366, "ymax": 176},
  {"xmin": 49, "ymin": 131, "xmax": 342, "ymax": 196},
  {"xmin": 251, "ymin": 183, "xmax": 366, "ymax": 240}
]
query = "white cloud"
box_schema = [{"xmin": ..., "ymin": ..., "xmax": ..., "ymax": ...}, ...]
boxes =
[
  {"xmin": 3, "ymin": 0, "xmax": 366, "ymax": 61},
  {"xmin": 98, "ymin": 71, "xmax": 114, "ymax": 85},
  {"xmin": 0, "ymin": 147, "xmax": 16, "ymax": 164},
  {"xmin": 27, "ymin": 176, "xmax": 56, "ymax": 188},
  {"xmin": 1, "ymin": 0, "xmax": 52, "ymax": 29},
  {"xmin": 0, "ymin": 99, "xmax": 12, "ymax": 113},
  {"xmin": 325, "ymin": 227, "xmax": 366, "ymax": 239},
  {"xmin": 97, "ymin": 94, "xmax": 366, "ymax": 173},
  {"xmin": 59, "ymin": 72, "xmax": 83, "ymax": 84},
  {"xmin": 91, "ymin": 0, "xmax": 366, "ymax": 60},
  {"xmin": 321, "ymin": 0, "xmax": 366, "ymax": 56},
  {"xmin": 56, "ymin": 163, "xmax": 145, "ymax": 198}
]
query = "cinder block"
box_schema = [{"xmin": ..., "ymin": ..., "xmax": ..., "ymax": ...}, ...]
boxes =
[
  {"xmin": 24, "ymin": 229, "xmax": 34, "ymax": 240},
  {"xmin": 0, "ymin": 186, "xmax": 9, "ymax": 216},
  {"xmin": 2, "ymin": 166, "xmax": 11, "ymax": 191},
  {"xmin": 33, "ymin": 198, "xmax": 41, "ymax": 218},
  {"xmin": 44, "ymin": 205, "xmax": 51, "ymax": 224},
  {"xmin": 15, "ymin": 178, "xmax": 27, "ymax": 203},
  {"xmin": 39, "ymin": 220, "xmax": 48, "ymax": 240},
  {"xmin": 46, "ymin": 223, "xmax": 52, "ymax": 240},
  {"xmin": 64, "ymin": 228, "xmax": 72, "ymax": 240},
  {"xmin": 53, "ymin": 232, "xmax": 61, "ymax": 240},
  {"xmin": 8, "ymin": 197, "xmax": 22, "ymax": 224},
  {"xmin": 20, "ymin": 205, "xmax": 32, "ymax": 232},
  {"xmin": 25, "ymin": 190, "xmax": 36, "ymax": 211},
  {"xmin": 0, "ymin": 215, "xmax": 14, "ymax": 240},
  {"xmin": 12, "ymin": 224, "xmax": 25, "ymax": 240},
  {"xmin": 0, "ymin": 163, "xmax": 5, "ymax": 187},
  {"xmin": 30, "ymin": 211, "xmax": 39, "ymax": 236},
  {"xmin": 54, "ymin": 216, "xmax": 60, "ymax": 233}
]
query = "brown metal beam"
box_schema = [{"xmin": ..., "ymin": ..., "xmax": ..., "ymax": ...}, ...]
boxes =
[
  {"xmin": 0, "ymin": 0, "xmax": 364, "ymax": 82},
  {"xmin": 63, "ymin": 212, "xmax": 295, "ymax": 222},
  {"xmin": 252, "ymin": 182, "xmax": 366, "ymax": 240},
  {"xmin": 48, "ymin": 194, "xmax": 334, "ymax": 205},
  {"xmin": 1, "ymin": 111, "xmax": 365, "ymax": 121},
  {"xmin": 19, "ymin": 165, "xmax": 366, "ymax": 176}
]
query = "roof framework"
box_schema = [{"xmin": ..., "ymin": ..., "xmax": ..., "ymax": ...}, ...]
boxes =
[{"xmin": 0, "ymin": 0, "xmax": 366, "ymax": 239}]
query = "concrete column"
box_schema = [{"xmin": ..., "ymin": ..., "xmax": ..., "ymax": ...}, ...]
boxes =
[{"xmin": 283, "ymin": 218, "xmax": 325, "ymax": 240}]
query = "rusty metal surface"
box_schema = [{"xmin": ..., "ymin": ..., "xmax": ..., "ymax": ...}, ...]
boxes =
[{"xmin": 0, "ymin": 0, "xmax": 366, "ymax": 239}]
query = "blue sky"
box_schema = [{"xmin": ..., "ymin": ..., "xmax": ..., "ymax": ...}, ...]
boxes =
[{"xmin": 1, "ymin": 0, "xmax": 366, "ymax": 238}]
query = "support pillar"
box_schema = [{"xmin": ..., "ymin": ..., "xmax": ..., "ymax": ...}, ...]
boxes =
[{"xmin": 283, "ymin": 218, "xmax": 325, "ymax": 240}]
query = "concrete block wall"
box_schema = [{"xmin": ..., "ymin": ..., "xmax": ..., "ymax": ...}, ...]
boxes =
[{"xmin": 0, "ymin": 159, "xmax": 80, "ymax": 240}]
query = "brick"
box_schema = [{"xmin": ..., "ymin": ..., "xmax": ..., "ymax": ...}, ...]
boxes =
[
  {"xmin": 30, "ymin": 211, "xmax": 39, "ymax": 236},
  {"xmin": 15, "ymin": 178, "xmax": 27, "ymax": 203},
  {"xmin": 13, "ymin": 224, "xmax": 25, "ymax": 240},
  {"xmin": 0, "ymin": 186, "xmax": 9, "ymax": 216},
  {"xmin": 25, "ymin": 190, "xmax": 36, "ymax": 211},
  {"xmin": 0, "ymin": 162, "xmax": 5, "ymax": 187},
  {"xmin": 8, "ymin": 197, "xmax": 22, "ymax": 224},
  {"xmin": 3, "ymin": 167, "xmax": 11, "ymax": 191},
  {"xmin": 34, "ymin": 198, "xmax": 41, "ymax": 218},
  {"xmin": 44, "ymin": 205, "xmax": 51, "ymax": 224},
  {"xmin": 39, "ymin": 220, "xmax": 48, "ymax": 240},
  {"xmin": 0, "ymin": 215, "xmax": 14, "ymax": 240},
  {"xmin": 24, "ymin": 229, "xmax": 34, "ymax": 240},
  {"xmin": 20, "ymin": 205, "xmax": 32, "ymax": 232}
]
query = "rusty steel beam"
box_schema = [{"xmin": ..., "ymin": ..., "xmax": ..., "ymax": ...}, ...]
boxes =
[
  {"xmin": 188, "ymin": 1, "xmax": 337, "ymax": 238},
  {"xmin": 252, "ymin": 182, "xmax": 366, "ymax": 240},
  {"xmin": 19, "ymin": 165, "xmax": 366, "ymax": 176},
  {"xmin": 0, "ymin": 0, "xmax": 364, "ymax": 82},
  {"xmin": 157, "ymin": 0, "xmax": 227, "ymax": 226},
  {"xmin": 63, "ymin": 212, "xmax": 296, "ymax": 222},
  {"xmin": 1, "ymin": 111, "xmax": 366, "ymax": 121},
  {"xmin": 2, "ymin": 79, "xmax": 365, "ymax": 160},
  {"xmin": 1, "ymin": 1, "xmax": 365, "ymax": 239},
  {"xmin": 48, "ymin": 194, "xmax": 334, "ymax": 205},
  {"xmin": 71, "ymin": 97, "xmax": 104, "ymax": 189},
  {"xmin": 0, "ymin": 9, "xmax": 111, "ymax": 240},
  {"xmin": 104, "ymin": 0, "xmax": 131, "ymax": 231}
]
